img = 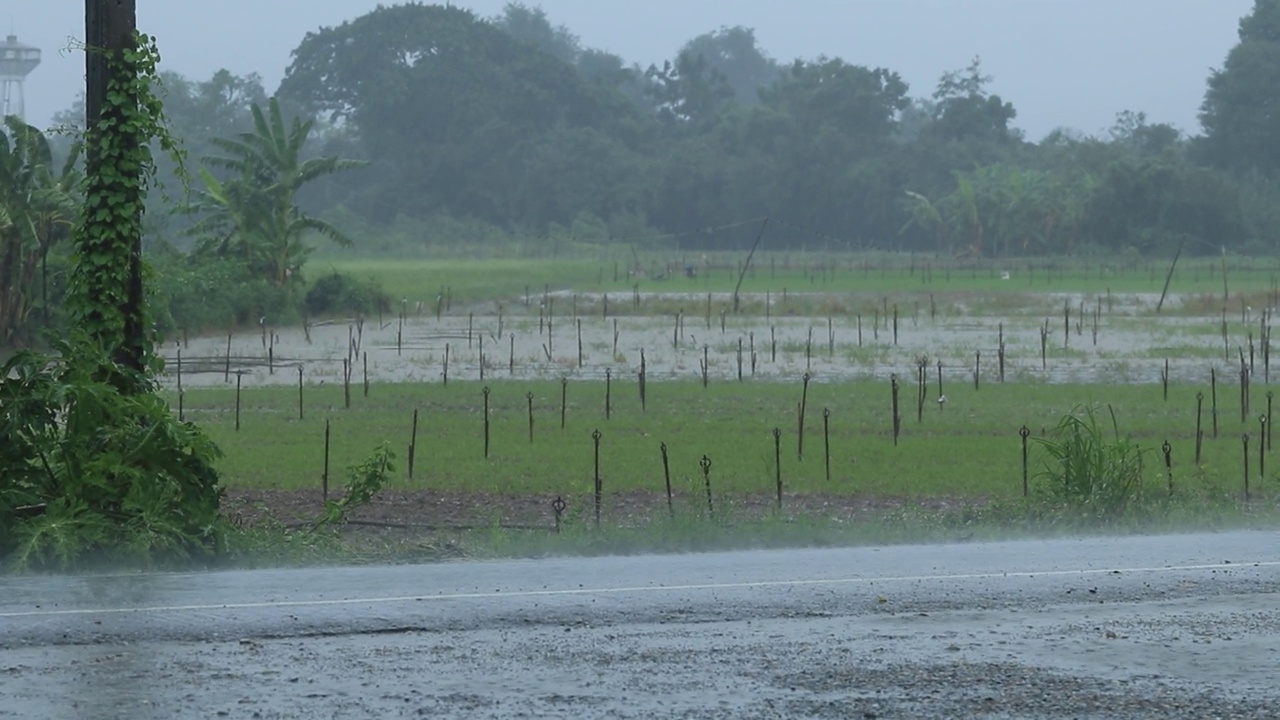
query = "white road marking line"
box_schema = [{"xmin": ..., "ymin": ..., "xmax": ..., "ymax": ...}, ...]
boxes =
[{"xmin": 1, "ymin": 560, "xmax": 1276, "ymax": 619}]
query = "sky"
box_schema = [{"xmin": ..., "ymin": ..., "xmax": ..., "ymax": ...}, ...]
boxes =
[{"xmin": 3, "ymin": 0, "xmax": 1256, "ymax": 141}]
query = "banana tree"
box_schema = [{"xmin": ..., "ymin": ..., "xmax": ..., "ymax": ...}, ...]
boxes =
[
  {"xmin": 942, "ymin": 172, "xmax": 984, "ymax": 257},
  {"xmin": 0, "ymin": 117, "xmax": 81, "ymax": 344},
  {"xmin": 190, "ymin": 98, "xmax": 363, "ymax": 285},
  {"xmin": 934, "ymin": 165, "xmax": 1082, "ymax": 258},
  {"xmin": 900, "ymin": 190, "xmax": 949, "ymax": 253}
]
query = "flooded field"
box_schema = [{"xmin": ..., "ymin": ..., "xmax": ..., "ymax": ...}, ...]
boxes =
[{"xmin": 159, "ymin": 290, "xmax": 1272, "ymax": 390}]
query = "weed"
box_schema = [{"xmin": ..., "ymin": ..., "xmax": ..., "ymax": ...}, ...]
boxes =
[
  {"xmin": 316, "ymin": 443, "xmax": 396, "ymax": 528},
  {"xmin": 1032, "ymin": 405, "xmax": 1148, "ymax": 521}
]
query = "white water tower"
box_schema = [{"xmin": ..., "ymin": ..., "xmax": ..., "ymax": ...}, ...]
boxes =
[{"xmin": 0, "ymin": 34, "xmax": 40, "ymax": 120}]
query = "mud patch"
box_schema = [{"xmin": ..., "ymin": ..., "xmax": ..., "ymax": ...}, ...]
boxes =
[{"xmin": 222, "ymin": 487, "xmax": 979, "ymax": 532}]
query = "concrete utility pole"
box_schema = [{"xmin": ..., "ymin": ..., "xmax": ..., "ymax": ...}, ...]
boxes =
[
  {"xmin": 84, "ymin": 0, "xmax": 145, "ymax": 375},
  {"xmin": 85, "ymin": 0, "xmax": 136, "ymax": 126}
]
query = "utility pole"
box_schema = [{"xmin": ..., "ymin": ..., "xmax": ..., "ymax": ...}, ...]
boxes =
[
  {"xmin": 86, "ymin": 1, "xmax": 137, "ymax": 119},
  {"xmin": 84, "ymin": 0, "xmax": 145, "ymax": 376}
]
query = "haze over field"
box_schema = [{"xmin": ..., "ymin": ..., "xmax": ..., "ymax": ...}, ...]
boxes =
[
  {"xmin": 7, "ymin": 0, "xmax": 1253, "ymax": 140},
  {"xmin": 6, "ymin": 22, "xmax": 1280, "ymax": 719},
  {"xmin": 4, "ymin": 0, "xmax": 1279, "ymax": 348}
]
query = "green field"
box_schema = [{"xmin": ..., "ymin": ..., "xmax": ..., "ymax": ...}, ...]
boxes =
[
  {"xmin": 176, "ymin": 375, "xmax": 1273, "ymax": 508},
  {"xmin": 174, "ymin": 252, "xmax": 1280, "ymax": 550},
  {"xmin": 314, "ymin": 253, "xmax": 1280, "ymax": 310}
]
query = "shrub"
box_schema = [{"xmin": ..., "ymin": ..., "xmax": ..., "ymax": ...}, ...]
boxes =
[
  {"xmin": 0, "ymin": 337, "xmax": 225, "ymax": 569},
  {"xmin": 1032, "ymin": 405, "xmax": 1148, "ymax": 522},
  {"xmin": 150, "ymin": 253, "xmax": 299, "ymax": 334},
  {"xmin": 304, "ymin": 272, "xmax": 391, "ymax": 319}
]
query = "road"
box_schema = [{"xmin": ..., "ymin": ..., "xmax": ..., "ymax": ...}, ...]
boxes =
[{"xmin": 1, "ymin": 531, "xmax": 1278, "ymax": 719}]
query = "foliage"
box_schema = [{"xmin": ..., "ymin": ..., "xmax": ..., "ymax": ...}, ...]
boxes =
[
  {"xmin": 144, "ymin": 70, "xmax": 270, "ymax": 245},
  {"xmin": 1084, "ymin": 153, "xmax": 1244, "ymax": 255},
  {"xmin": 1032, "ymin": 406, "xmax": 1148, "ymax": 522},
  {"xmin": 278, "ymin": 4, "xmax": 649, "ymax": 227},
  {"xmin": 646, "ymin": 52, "xmax": 735, "ymax": 125},
  {"xmin": 1198, "ymin": 0, "xmax": 1280, "ymax": 175},
  {"xmin": 315, "ymin": 444, "xmax": 395, "ymax": 528},
  {"xmin": 37, "ymin": 4, "xmax": 1272, "ymax": 262},
  {"xmin": 898, "ymin": 135, "xmax": 1251, "ymax": 259},
  {"xmin": 0, "ymin": 32, "xmax": 227, "ymax": 571},
  {"xmin": 1109, "ymin": 110, "xmax": 1180, "ymax": 156},
  {"xmin": 927, "ymin": 57, "xmax": 1019, "ymax": 145},
  {"xmin": 0, "ymin": 338, "xmax": 224, "ymax": 569},
  {"xmin": 0, "ymin": 118, "xmax": 82, "ymax": 345},
  {"xmin": 679, "ymin": 26, "xmax": 781, "ymax": 107},
  {"xmin": 189, "ymin": 97, "xmax": 364, "ymax": 286},
  {"xmin": 491, "ymin": 2, "xmax": 581, "ymax": 65},
  {"xmin": 303, "ymin": 272, "xmax": 391, "ymax": 319},
  {"xmin": 67, "ymin": 32, "xmax": 184, "ymax": 378},
  {"xmin": 145, "ymin": 251, "xmax": 393, "ymax": 338},
  {"xmin": 762, "ymin": 58, "xmax": 909, "ymax": 139},
  {"xmin": 158, "ymin": 69, "xmax": 270, "ymax": 151},
  {"xmin": 40, "ymin": 71, "xmax": 271, "ymax": 253},
  {"xmin": 149, "ymin": 249, "xmax": 298, "ymax": 333}
]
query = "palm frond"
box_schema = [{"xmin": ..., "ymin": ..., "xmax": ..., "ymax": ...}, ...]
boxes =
[
  {"xmin": 289, "ymin": 215, "xmax": 355, "ymax": 247},
  {"xmin": 292, "ymin": 157, "xmax": 368, "ymax": 188}
]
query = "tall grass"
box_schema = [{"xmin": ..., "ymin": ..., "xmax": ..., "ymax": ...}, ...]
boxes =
[{"xmin": 1033, "ymin": 405, "xmax": 1148, "ymax": 521}]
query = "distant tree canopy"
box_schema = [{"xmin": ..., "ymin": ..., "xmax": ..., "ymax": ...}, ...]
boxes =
[
  {"xmin": 42, "ymin": 2, "xmax": 1276, "ymax": 262},
  {"xmin": 277, "ymin": 4, "xmax": 649, "ymax": 227},
  {"xmin": 492, "ymin": 2, "xmax": 581, "ymax": 66},
  {"xmin": 677, "ymin": 26, "xmax": 781, "ymax": 107},
  {"xmin": 1199, "ymin": 0, "xmax": 1280, "ymax": 177}
]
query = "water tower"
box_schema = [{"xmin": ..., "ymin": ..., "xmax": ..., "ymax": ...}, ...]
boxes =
[{"xmin": 0, "ymin": 34, "xmax": 40, "ymax": 120}]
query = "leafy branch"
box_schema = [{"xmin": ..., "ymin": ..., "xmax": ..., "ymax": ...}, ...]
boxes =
[{"xmin": 315, "ymin": 444, "xmax": 396, "ymax": 529}]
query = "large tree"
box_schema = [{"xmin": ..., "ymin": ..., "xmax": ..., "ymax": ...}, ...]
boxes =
[
  {"xmin": 751, "ymin": 59, "xmax": 909, "ymax": 242},
  {"xmin": 763, "ymin": 58, "xmax": 908, "ymax": 139},
  {"xmin": 678, "ymin": 26, "xmax": 781, "ymax": 106},
  {"xmin": 1198, "ymin": 0, "xmax": 1280, "ymax": 175},
  {"xmin": 1085, "ymin": 153, "xmax": 1245, "ymax": 255},
  {"xmin": 278, "ymin": 4, "xmax": 645, "ymax": 228},
  {"xmin": 927, "ymin": 57, "xmax": 1019, "ymax": 145},
  {"xmin": 491, "ymin": 2, "xmax": 580, "ymax": 65},
  {"xmin": 646, "ymin": 52, "xmax": 735, "ymax": 125}
]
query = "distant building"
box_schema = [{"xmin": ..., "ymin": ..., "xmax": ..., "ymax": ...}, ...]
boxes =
[{"xmin": 0, "ymin": 34, "xmax": 41, "ymax": 120}]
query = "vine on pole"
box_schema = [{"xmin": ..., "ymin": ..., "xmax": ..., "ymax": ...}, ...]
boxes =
[{"xmin": 72, "ymin": 8, "xmax": 185, "ymax": 388}]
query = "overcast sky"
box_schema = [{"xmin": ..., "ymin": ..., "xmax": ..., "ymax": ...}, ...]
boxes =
[{"xmin": 4, "ymin": 0, "xmax": 1255, "ymax": 141}]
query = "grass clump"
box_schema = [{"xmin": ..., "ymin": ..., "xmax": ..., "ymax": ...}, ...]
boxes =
[{"xmin": 1033, "ymin": 405, "xmax": 1148, "ymax": 521}]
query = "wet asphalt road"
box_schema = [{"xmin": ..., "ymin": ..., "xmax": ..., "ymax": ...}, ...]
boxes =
[{"xmin": 1, "ymin": 531, "xmax": 1278, "ymax": 719}]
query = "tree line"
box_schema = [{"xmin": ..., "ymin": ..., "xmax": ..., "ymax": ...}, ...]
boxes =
[
  {"xmin": 267, "ymin": 1, "xmax": 1280, "ymax": 257},
  {"xmin": 7, "ymin": 0, "xmax": 1280, "ymax": 345}
]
